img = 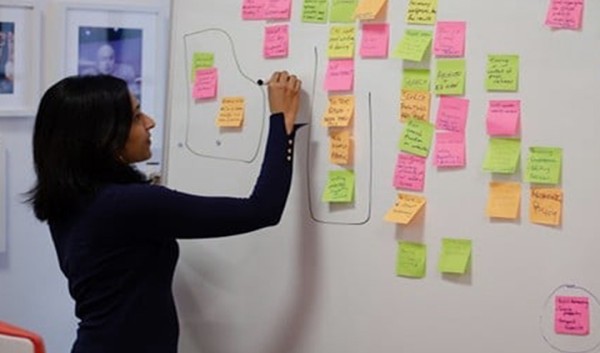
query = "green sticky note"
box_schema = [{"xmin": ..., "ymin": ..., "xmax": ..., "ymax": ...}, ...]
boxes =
[
  {"xmin": 525, "ymin": 147, "xmax": 563, "ymax": 184},
  {"xmin": 406, "ymin": 0, "xmax": 438, "ymax": 25},
  {"xmin": 398, "ymin": 118, "xmax": 434, "ymax": 157},
  {"xmin": 396, "ymin": 242, "xmax": 426, "ymax": 278},
  {"xmin": 402, "ymin": 69, "xmax": 430, "ymax": 91},
  {"xmin": 486, "ymin": 54, "xmax": 519, "ymax": 91},
  {"xmin": 438, "ymin": 238, "xmax": 472, "ymax": 274},
  {"xmin": 434, "ymin": 59, "xmax": 466, "ymax": 95},
  {"xmin": 483, "ymin": 138, "xmax": 521, "ymax": 173},
  {"xmin": 322, "ymin": 170, "xmax": 355, "ymax": 203},
  {"xmin": 328, "ymin": 25, "xmax": 356, "ymax": 58},
  {"xmin": 392, "ymin": 29, "xmax": 433, "ymax": 62},
  {"xmin": 302, "ymin": 0, "xmax": 329, "ymax": 23},
  {"xmin": 330, "ymin": 0, "xmax": 357, "ymax": 23},
  {"xmin": 191, "ymin": 52, "xmax": 214, "ymax": 81}
]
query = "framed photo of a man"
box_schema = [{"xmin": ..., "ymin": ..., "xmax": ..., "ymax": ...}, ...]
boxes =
[
  {"xmin": 0, "ymin": 2, "xmax": 41, "ymax": 117},
  {"xmin": 62, "ymin": 3, "xmax": 168, "ymax": 179}
]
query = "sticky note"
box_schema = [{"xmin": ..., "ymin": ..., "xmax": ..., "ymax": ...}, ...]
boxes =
[
  {"xmin": 555, "ymin": 296, "xmax": 589, "ymax": 335},
  {"xmin": 392, "ymin": 29, "xmax": 433, "ymax": 62},
  {"xmin": 328, "ymin": 26, "xmax": 356, "ymax": 58},
  {"xmin": 530, "ymin": 188, "xmax": 562, "ymax": 226},
  {"xmin": 399, "ymin": 90, "xmax": 430, "ymax": 123},
  {"xmin": 384, "ymin": 193, "xmax": 426, "ymax": 224},
  {"xmin": 525, "ymin": 147, "xmax": 562, "ymax": 184},
  {"xmin": 434, "ymin": 21, "xmax": 466, "ymax": 57},
  {"xmin": 264, "ymin": 0, "xmax": 292, "ymax": 19},
  {"xmin": 242, "ymin": 0, "xmax": 267, "ymax": 20},
  {"xmin": 545, "ymin": 0, "xmax": 583, "ymax": 30},
  {"xmin": 322, "ymin": 170, "xmax": 355, "ymax": 203},
  {"xmin": 402, "ymin": 69, "xmax": 430, "ymax": 91},
  {"xmin": 325, "ymin": 59, "xmax": 355, "ymax": 91},
  {"xmin": 406, "ymin": 0, "xmax": 438, "ymax": 25},
  {"xmin": 435, "ymin": 96, "xmax": 469, "ymax": 133},
  {"xmin": 486, "ymin": 55, "xmax": 519, "ymax": 92},
  {"xmin": 330, "ymin": 0, "xmax": 358, "ymax": 23},
  {"xmin": 434, "ymin": 59, "xmax": 466, "ymax": 95},
  {"xmin": 216, "ymin": 97, "xmax": 245, "ymax": 127},
  {"xmin": 482, "ymin": 138, "xmax": 521, "ymax": 174},
  {"xmin": 433, "ymin": 132, "xmax": 465, "ymax": 168},
  {"xmin": 486, "ymin": 100, "xmax": 520, "ymax": 136},
  {"xmin": 193, "ymin": 68, "xmax": 218, "ymax": 100},
  {"xmin": 353, "ymin": 0, "xmax": 387, "ymax": 20},
  {"xmin": 360, "ymin": 23, "xmax": 389, "ymax": 58},
  {"xmin": 264, "ymin": 24, "xmax": 289, "ymax": 58},
  {"xmin": 393, "ymin": 153, "xmax": 426, "ymax": 191},
  {"xmin": 302, "ymin": 0, "xmax": 328, "ymax": 23},
  {"xmin": 190, "ymin": 52, "xmax": 214, "ymax": 81},
  {"xmin": 322, "ymin": 95, "xmax": 355, "ymax": 127},
  {"xmin": 486, "ymin": 181, "xmax": 521, "ymax": 219},
  {"xmin": 329, "ymin": 129, "xmax": 353, "ymax": 165},
  {"xmin": 438, "ymin": 238, "xmax": 472, "ymax": 274},
  {"xmin": 396, "ymin": 242, "xmax": 426, "ymax": 278},
  {"xmin": 398, "ymin": 119, "xmax": 434, "ymax": 157}
]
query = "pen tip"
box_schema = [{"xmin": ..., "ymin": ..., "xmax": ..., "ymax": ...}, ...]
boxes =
[{"xmin": 257, "ymin": 79, "xmax": 264, "ymax": 86}]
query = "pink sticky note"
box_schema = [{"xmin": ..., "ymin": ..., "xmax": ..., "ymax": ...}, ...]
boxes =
[
  {"xmin": 435, "ymin": 96, "xmax": 469, "ymax": 133},
  {"xmin": 393, "ymin": 153, "xmax": 426, "ymax": 191},
  {"xmin": 264, "ymin": 24, "xmax": 289, "ymax": 58},
  {"xmin": 555, "ymin": 296, "xmax": 589, "ymax": 335},
  {"xmin": 360, "ymin": 23, "xmax": 389, "ymax": 58},
  {"xmin": 242, "ymin": 0, "xmax": 267, "ymax": 19},
  {"xmin": 486, "ymin": 100, "xmax": 520, "ymax": 136},
  {"xmin": 545, "ymin": 0, "xmax": 583, "ymax": 30},
  {"xmin": 434, "ymin": 132, "xmax": 465, "ymax": 168},
  {"xmin": 193, "ymin": 68, "xmax": 218, "ymax": 100},
  {"xmin": 325, "ymin": 59, "xmax": 354, "ymax": 92},
  {"xmin": 265, "ymin": 0, "xmax": 292, "ymax": 19},
  {"xmin": 434, "ymin": 21, "xmax": 466, "ymax": 57}
]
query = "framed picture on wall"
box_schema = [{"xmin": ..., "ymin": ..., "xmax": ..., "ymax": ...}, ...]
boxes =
[
  {"xmin": 0, "ymin": 1, "xmax": 41, "ymax": 117},
  {"xmin": 59, "ymin": 3, "xmax": 168, "ymax": 179}
]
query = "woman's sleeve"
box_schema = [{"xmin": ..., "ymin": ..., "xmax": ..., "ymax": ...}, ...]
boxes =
[{"xmin": 119, "ymin": 113, "xmax": 301, "ymax": 239}]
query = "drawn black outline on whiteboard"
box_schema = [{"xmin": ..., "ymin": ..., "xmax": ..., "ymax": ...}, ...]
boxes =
[
  {"xmin": 305, "ymin": 47, "xmax": 373, "ymax": 225},
  {"xmin": 539, "ymin": 284, "xmax": 600, "ymax": 353},
  {"xmin": 182, "ymin": 28, "xmax": 266, "ymax": 163}
]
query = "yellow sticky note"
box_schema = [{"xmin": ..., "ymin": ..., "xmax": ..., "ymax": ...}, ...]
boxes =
[
  {"xmin": 406, "ymin": 0, "xmax": 438, "ymax": 25},
  {"xmin": 328, "ymin": 26, "xmax": 356, "ymax": 58},
  {"xmin": 384, "ymin": 193, "xmax": 426, "ymax": 224},
  {"xmin": 399, "ymin": 89, "xmax": 430, "ymax": 122},
  {"xmin": 322, "ymin": 170, "xmax": 355, "ymax": 203},
  {"xmin": 530, "ymin": 188, "xmax": 562, "ymax": 226},
  {"xmin": 486, "ymin": 181, "xmax": 521, "ymax": 219},
  {"xmin": 486, "ymin": 54, "xmax": 519, "ymax": 92},
  {"xmin": 438, "ymin": 238, "xmax": 472, "ymax": 274},
  {"xmin": 216, "ymin": 97, "xmax": 244, "ymax": 127},
  {"xmin": 329, "ymin": 129, "xmax": 353, "ymax": 165},
  {"xmin": 322, "ymin": 95, "xmax": 355, "ymax": 127},
  {"xmin": 396, "ymin": 241, "xmax": 426, "ymax": 278},
  {"xmin": 353, "ymin": 0, "xmax": 387, "ymax": 20},
  {"xmin": 525, "ymin": 147, "xmax": 562, "ymax": 185},
  {"xmin": 190, "ymin": 52, "xmax": 214, "ymax": 81},
  {"xmin": 482, "ymin": 138, "xmax": 521, "ymax": 174}
]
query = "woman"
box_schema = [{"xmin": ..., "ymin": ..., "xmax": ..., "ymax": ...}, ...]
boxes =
[{"xmin": 27, "ymin": 72, "xmax": 301, "ymax": 353}]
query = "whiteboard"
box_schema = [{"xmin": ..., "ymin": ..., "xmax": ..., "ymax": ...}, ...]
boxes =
[{"xmin": 164, "ymin": 1, "xmax": 600, "ymax": 352}]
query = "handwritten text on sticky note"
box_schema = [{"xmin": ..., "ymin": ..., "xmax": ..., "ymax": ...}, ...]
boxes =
[
  {"xmin": 530, "ymin": 188, "xmax": 562, "ymax": 226},
  {"xmin": 216, "ymin": 97, "xmax": 245, "ymax": 127},
  {"xmin": 384, "ymin": 193, "xmax": 426, "ymax": 224},
  {"xmin": 435, "ymin": 96, "xmax": 469, "ymax": 133},
  {"xmin": 322, "ymin": 170, "xmax": 355, "ymax": 203},
  {"xmin": 434, "ymin": 21, "xmax": 466, "ymax": 57},
  {"xmin": 555, "ymin": 296, "xmax": 589, "ymax": 335},
  {"xmin": 393, "ymin": 153, "xmax": 426, "ymax": 191},
  {"xmin": 396, "ymin": 241, "xmax": 426, "ymax": 278}
]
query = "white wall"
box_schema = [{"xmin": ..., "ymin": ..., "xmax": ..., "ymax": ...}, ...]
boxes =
[{"xmin": 0, "ymin": 1, "xmax": 170, "ymax": 352}]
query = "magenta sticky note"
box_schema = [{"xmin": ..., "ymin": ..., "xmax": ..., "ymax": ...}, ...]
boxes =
[
  {"xmin": 435, "ymin": 96, "xmax": 469, "ymax": 133},
  {"xmin": 242, "ymin": 0, "xmax": 267, "ymax": 19},
  {"xmin": 393, "ymin": 153, "xmax": 426, "ymax": 191},
  {"xmin": 434, "ymin": 132, "xmax": 465, "ymax": 168},
  {"xmin": 486, "ymin": 100, "xmax": 520, "ymax": 136},
  {"xmin": 434, "ymin": 21, "xmax": 466, "ymax": 57},
  {"xmin": 545, "ymin": 0, "xmax": 583, "ymax": 30},
  {"xmin": 193, "ymin": 68, "xmax": 218, "ymax": 100},
  {"xmin": 360, "ymin": 23, "xmax": 389, "ymax": 58},
  {"xmin": 264, "ymin": 24, "xmax": 289, "ymax": 58},
  {"xmin": 325, "ymin": 59, "xmax": 354, "ymax": 92},
  {"xmin": 555, "ymin": 296, "xmax": 589, "ymax": 335},
  {"xmin": 265, "ymin": 0, "xmax": 292, "ymax": 19}
]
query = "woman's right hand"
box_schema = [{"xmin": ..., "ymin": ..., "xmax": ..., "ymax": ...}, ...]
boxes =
[{"xmin": 267, "ymin": 71, "xmax": 302, "ymax": 135}]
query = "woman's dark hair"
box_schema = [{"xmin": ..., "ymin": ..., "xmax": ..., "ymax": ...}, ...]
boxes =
[{"xmin": 27, "ymin": 75, "xmax": 146, "ymax": 222}]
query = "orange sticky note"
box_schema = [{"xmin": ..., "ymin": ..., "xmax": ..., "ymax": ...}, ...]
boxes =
[
  {"xmin": 329, "ymin": 129, "xmax": 353, "ymax": 165},
  {"xmin": 400, "ymin": 89, "xmax": 430, "ymax": 123},
  {"xmin": 486, "ymin": 181, "xmax": 521, "ymax": 219},
  {"xmin": 384, "ymin": 193, "xmax": 426, "ymax": 224},
  {"xmin": 530, "ymin": 188, "xmax": 562, "ymax": 226},
  {"xmin": 322, "ymin": 95, "xmax": 355, "ymax": 127},
  {"xmin": 353, "ymin": 0, "xmax": 387, "ymax": 20},
  {"xmin": 216, "ymin": 97, "xmax": 245, "ymax": 127}
]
